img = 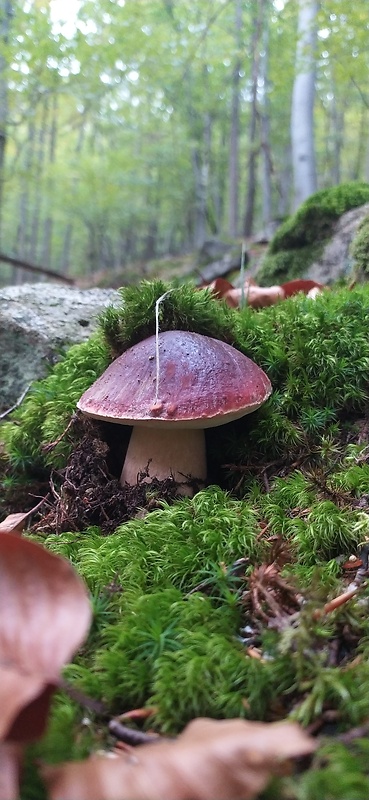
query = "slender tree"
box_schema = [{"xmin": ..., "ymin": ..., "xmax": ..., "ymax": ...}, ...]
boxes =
[
  {"xmin": 0, "ymin": 0, "xmax": 12, "ymax": 251},
  {"xmin": 228, "ymin": 0, "xmax": 242, "ymax": 238},
  {"xmin": 290, "ymin": 0, "xmax": 319, "ymax": 210},
  {"xmin": 243, "ymin": 0, "xmax": 266, "ymax": 237}
]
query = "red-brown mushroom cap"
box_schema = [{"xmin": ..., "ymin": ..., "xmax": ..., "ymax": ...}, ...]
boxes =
[
  {"xmin": 77, "ymin": 330, "xmax": 272, "ymax": 429},
  {"xmin": 281, "ymin": 279, "xmax": 325, "ymax": 297}
]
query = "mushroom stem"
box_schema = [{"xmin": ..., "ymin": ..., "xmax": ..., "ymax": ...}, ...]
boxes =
[{"xmin": 120, "ymin": 427, "xmax": 207, "ymax": 497}]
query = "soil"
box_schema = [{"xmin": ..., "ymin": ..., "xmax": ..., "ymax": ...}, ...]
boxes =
[{"xmin": 32, "ymin": 420, "xmax": 202, "ymax": 535}]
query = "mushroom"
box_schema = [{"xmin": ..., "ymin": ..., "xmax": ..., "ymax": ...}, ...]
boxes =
[
  {"xmin": 280, "ymin": 279, "xmax": 325, "ymax": 298},
  {"xmin": 225, "ymin": 283, "xmax": 285, "ymax": 309},
  {"xmin": 77, "ymin": 330, "xmax": 272, "ymax": 496}
]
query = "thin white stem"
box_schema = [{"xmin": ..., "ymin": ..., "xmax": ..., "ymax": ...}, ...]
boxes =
[
  {"xmin": 240, "ymin": 241, "xmax": 247, "ymax": 308},
  {"xmin": 154, "ymin": 289, "xmax": 175, "ymax": 404}
]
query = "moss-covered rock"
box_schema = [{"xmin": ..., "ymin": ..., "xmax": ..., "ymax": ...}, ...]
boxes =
[
  {"xmin": 350, "ymin": 213, "xmax": 369, "ymax": 280},
  {"xmin": 3, "ymin": 282, "xmax": 369, "ymax": 497},
  {"xmin": 257, "ymin": 181, "xmax": 369, "ymax": 285}
]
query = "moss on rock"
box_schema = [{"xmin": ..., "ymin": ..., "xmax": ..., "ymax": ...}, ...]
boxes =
[
  {"xmin": 257, "ymin": 181, "xmax": 369, "ymax": 285},
  {"xmin": 350, "ymin": 213, "xmax": 369, "ymax": 280}
]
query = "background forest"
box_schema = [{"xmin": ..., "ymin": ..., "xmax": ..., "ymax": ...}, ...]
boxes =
[{"xmin": 0, "ymin": 0, "xmax": 368, "ymax": 285}]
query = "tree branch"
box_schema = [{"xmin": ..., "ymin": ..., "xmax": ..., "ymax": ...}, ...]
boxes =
[{"xmin": 0, "ymin": 252, "xmax": 75, "ymax": 284}]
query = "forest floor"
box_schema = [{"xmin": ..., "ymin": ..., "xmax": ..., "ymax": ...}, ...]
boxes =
[{"xmin": 3, "ymin": 280, "xmax": 369, "ymax": 799}]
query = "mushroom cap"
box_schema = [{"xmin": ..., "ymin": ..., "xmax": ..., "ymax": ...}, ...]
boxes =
[
  {"xmin": 281, "ymin": 279, "xmax": 325, "ymax": 297},
  {"xmin": 77, "ymin": 330, "xmax": 272, "ymax": 429}
]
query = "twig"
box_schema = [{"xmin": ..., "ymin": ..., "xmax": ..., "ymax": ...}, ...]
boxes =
[
  {"xmin": 0, "ymin": 385, "xmax": 31, "ymax": 419},
  {"xmin": 42, "ymin": 412, "xmax": 79, "ymax": 452},
  {"xmin": 108, "ymin": 720, "xmax": 162, "ymax": 746},
  {"xmin": 337, "ymin": 720, "xmax": 369, "ymax": 745},
  {"xmin": 58, "ymin": 678, "xmax": 108, "ymax": 717},
  {"xmin": 313, "ymin": 587, "xmax": 360, "ymax": 620},
  {"xmin": 0, "ymin": 251, "xmax": 75, "ymax": 284}
]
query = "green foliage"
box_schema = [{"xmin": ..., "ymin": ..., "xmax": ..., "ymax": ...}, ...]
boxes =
[
  {"xmin": 271, "ymin": 182, "xmax": 369, "ymax": 253},
  {"xmin": 151, "ymin": 631, "xmax": 251, "ymax": 732},
  {"xmin": 1, "ymin": 333, "xmax": 110, "ymax": 471},
  {"xmin": 4, "ymin": 283, "xmax": 369, "ymax": 497},
  {"xmin": 93, "ymin": 591, "xmax": 241, "ymax": 715},
  {"xmin": 252, "ymin": 471, "xmax": 363, "ymax": 564},
  {"xmin": 100, "ymin": 279, "xmax": 236, "ymax": 357},
  {"xmin": 257, "ymin": 243, "xmax": 324, "ymax": 286},
  {"xmin": 43, "ymin": 486, "xmax": 264, "ymax": 594},
  {"xmin": 257, "ymin": 182, "xmax": 369, "ymax": 284},
  {"xmin": 287, "ymin": 740, "xmax": 369, "ymax": 800},
  {"xmin": 350, "ymin": 213, "xmax": 369, "ymax": 280}
]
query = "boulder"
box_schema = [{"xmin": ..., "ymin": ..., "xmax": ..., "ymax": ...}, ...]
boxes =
[
  {"xmin": 306, "ymin": 203, "xmax": 369, "ymax": 284},
  {"xmin": 0, "ymin": 283, "xmax": 120, "ymax": 413}
]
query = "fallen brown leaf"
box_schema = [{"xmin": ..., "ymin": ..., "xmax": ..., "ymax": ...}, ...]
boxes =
[
  {"xmin": 225, "ymin": 284, "xmax": 285, "ymax": 309},
  {"xmin": 43, "ymin": 717, "xmax": 315, "ymax": 800},
  {"xmin": 0, "ymin": 498, "xmax": 48, "ymax": 535},
  {"xmin": 0, "ymin": 743, "xmax": 23, "ymax": 800},
  {"xmin": 0, "ymin": 533, "xmax": 91, "ymax": 743},
  {"xmin": 0, "ymin": 512, "xmax": 28, "ymax": 534}
]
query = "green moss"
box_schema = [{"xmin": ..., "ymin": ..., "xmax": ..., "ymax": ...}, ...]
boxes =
[
  {"xmin": 6, "ymin": 276, "xmax": 369, "ymax": 791},
  {"xmin": 3, "ymin": 284, "xmax": 369, "ymax": 495},
  {"xmin": 350, "ymin": 213, "xmax": 369, "ymax": 280},
  {"xmin": 43, "ymin": 486, "xmax": 264, "ymax": 594},
  {"xmin": 271, "ymin": 182, "xmax": 369, "ymax": 254},
  {"xmin": 257, "ymin": 181, "xmax": 369, "ymax": 284},
  {"xmin": 100, "ymin": 278, "xmax": 236, "ymax": 357},
  {"xmin": 0, "ymin": 280, "xmax": 237, "ymax": 482},
  {"xmin": 0, "ymin": 333, "xmax": 110, "ymax": 472},
  {"xmin": 285, "ymin": 739, "xmax": 369, "ymax": 800},
  {"xmin": 257, "ymin": 243, "xmax": 324, "ymax": 286}
]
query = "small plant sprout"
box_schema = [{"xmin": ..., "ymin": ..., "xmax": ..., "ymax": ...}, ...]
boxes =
[{"xmin": 77, "ymin": 331, "xmax": 272, "ymax": 496}]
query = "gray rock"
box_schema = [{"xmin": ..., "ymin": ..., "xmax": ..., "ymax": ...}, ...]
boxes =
[
  {"xmin": 306, "ymin": 203, "xmax": 369, "ymax": 284},
  {"xmin": 0, "ymin": 283, "xmax": 120, "ymax": 412}
]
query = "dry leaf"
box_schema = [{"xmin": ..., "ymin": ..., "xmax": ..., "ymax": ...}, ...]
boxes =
[
  {"xmin": 280, "ymin": 279, "xmax": 325, "ymax": 298},
  {"xmin": 0, "ymin": 533, "xmax": 91, "ymax": 743},
  {"xmin": 0, "ymin": 743, "xmax": 23, "ymax": 800},
  {"xmin": 0, "ymin": 511, "xmax": 32, "ymax": 535},
  {"xmin": 0, "ymin": 498, "xmax": 47, "ymax": 535},
  {"xmin": 225, "ymin": 285, "xmax": 285, "ymax": 309},
  {"xmin": 43, "ymin": 717, "xmax": 315, "ymax": 800}
]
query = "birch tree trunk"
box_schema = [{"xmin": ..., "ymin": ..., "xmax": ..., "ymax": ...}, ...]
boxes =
[
  {"xmin": 228, "ymin": 0, "xmax": 242, "ymax": 238},
  {"xmin": 290, "ymin": 0, "xmax": 319, "ymax": 210},
  {"xmin": 243, "ymin": 0, "xmax": 265, "ymax": 237},
  {"xmin": 260, "ymin": 2, "xmax": 273, "ymax": 236},
  {"xmin": 0, "ymin": 0, "xmax": 13, "ymax": 252}
]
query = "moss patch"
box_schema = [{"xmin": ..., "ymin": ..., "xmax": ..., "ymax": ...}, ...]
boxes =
[
  {"xmin": 4, "ymin": 280, "xmax": 369, "ymax": 797},
  {"xmin": 257, "ymin": 181, "xmax": 369, "ymax": 285},
  {"xmin": 350, "ymin": 213, "xmax": 369, "ymax": 281}
]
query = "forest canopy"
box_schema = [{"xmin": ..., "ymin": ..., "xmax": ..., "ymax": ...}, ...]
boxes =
[{"xmin": 0, "ymin": 0, "xmax": 368, "ymax": 283}]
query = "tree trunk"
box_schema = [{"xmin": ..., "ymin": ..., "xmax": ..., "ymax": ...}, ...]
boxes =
[
  {"xmin": 191, "ymin": 110, "xmax": 212, "ymax": 250},
  {"xmin": 60, "ymin": 121, "xmax": 85, "ymax": 274},
  {"xmin": 0, "ymin": 0, "xmax": 13, "ymax": 252},
  {"xmin": 291, "ymin": 0, "xmax": 319, "ymax": 210},
  {"xmin": 243, "ymin": 0, "xmax": 265, "ymax": 237},
  {"xmin": 228, "ymin": 0, "xmax": 242, "ymax": 238},
  {"xmin": 329, "ymin": 91, "xmax": 344, "ymax": 186},
  {"xmin": 260, "ymin": 2, "xmax": 273, "ymax": 236},
  {"xmin": 29, "ymin": 98, "xmax": 48, "ymax": 263},
  {"xmin": 41, "ymin": 93, "xmax": 58, "ymax": 267},
  {"xmin": 15, "ymin": 119, "xmax": 35, "ymax": 282}
]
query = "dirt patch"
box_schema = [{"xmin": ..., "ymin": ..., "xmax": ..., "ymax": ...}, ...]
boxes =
[{"xmin": 34, "ymin": 424, "xmax": 200, "ymax": 534}]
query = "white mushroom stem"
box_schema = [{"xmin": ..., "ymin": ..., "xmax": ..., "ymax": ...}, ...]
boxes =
[{"xmin": 120, "ymin": 427, "xmax": 207, "ymax": 497}]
